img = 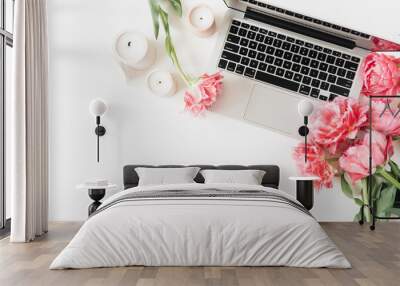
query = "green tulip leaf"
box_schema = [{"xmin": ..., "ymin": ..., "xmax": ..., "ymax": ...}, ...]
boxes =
[
  {"xmin": 159, "ymin": 8, "xmax": 170, "ymax": 35},
  {"xmin": 389, "ymin": 160, "xmax": 400, "ymax": 180},
  {"xmin": 149, "ymin": 0, "xmax": 160, "ymax": 39},
  {"xmin": 376, "ymin": 186, "xmax": 397, "ymax": 217},
  {"xmin": 353, "ymin": 210, "xmax": 362, "ymax": 222},
  {"xmin": 341, "ymin": 174, "xmax": 354, "ymax": 199},
  {"xmin": 361, "ymin": 178, "xmax": 368, "ymax": 196},
  {"xmin": 376, "ymin": 167, "xmax": 400, "ymax": 190},
  {"xmin": 390, "ymin": 208, "xmax": 400, "ymax": 217},
  {"xmin": 368, "ymin": 175, "xmax": 383, "ymax": 201},
  {"xmin": 168, "ymin": 0, "xmax": 182, "ymax": 17},
  {"xmin": 164, "ymin": 36, "xmax": 173, "ymax": 59},
  {"xmin": 354, "ymin": 198, "xmax": 364, "ymax": 206}
]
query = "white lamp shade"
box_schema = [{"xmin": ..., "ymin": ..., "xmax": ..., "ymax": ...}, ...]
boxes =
[
  {"xmin": 298, "ymin": 100, "xmax": 314, "ymax": 117},
  {"xmin": 89, "ymin": 99, "xmax": 107, "ymax": 117}
]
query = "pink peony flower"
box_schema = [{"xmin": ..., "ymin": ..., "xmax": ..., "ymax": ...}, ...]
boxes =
[
  {"xmin": 362, "ymin": 53, "xmax": 400, "ymax": 96},
  {"xmin": 293, "ymin": 141, "xmax": 336, "ymax": 189},
  {"xmin": 184, "ymin": 72, "xmax": 224, "ymax": 115},
  {"xmin": 339, "ymin": 131, "xmax": 393, "ymax": 182},
  {"xmin": 184, "ymin": 91, "xmax": 207, "ymax": 115},
  {"xmin": 370, "ymin": 100, "xmax": 400, "ymax": 137},
  {"xmin": 310, "ymin": 97, "xmax": 368, "ymax": 155},
  {"xmin": 371, "ymin": 37, "xmax": 400, "ymax": 52}
]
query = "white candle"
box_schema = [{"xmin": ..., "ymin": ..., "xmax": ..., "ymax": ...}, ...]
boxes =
[
  {"xmin": 146, "ymin": 70, "xmax": 176, "ymax": 97},
  {"xmin": 188, "ymin": 5, "xmax": 216, "ymax": 37},
  {"xmin": 113, "ymin": 31, "xmax": 156, "ymax": 70}
]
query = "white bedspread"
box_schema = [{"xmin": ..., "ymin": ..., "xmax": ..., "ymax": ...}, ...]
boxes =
[{"xmin": 50, "ymin": 183, "xmax": 351, "ymax": 269}]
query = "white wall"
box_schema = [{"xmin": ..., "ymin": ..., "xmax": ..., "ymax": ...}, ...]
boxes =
[{"xmin": 47, "ymin": 0, "xmax": 358, "ymax": 222}]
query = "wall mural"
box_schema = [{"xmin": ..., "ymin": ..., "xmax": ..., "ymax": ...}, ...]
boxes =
[
  {"xmin": 112, "ymin": 1, "xmax": 400, "ymax": 222},
  {"xmin": 293, "ymin": 52, "xmax": 400, "ymax": 223}
]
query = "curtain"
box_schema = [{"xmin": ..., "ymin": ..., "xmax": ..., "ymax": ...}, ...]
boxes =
[{"xmin": 9, "ymin": 0, "xmax": 48, "ymax": 242}]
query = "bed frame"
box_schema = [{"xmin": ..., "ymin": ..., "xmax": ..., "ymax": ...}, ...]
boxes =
[{"xmin": 123, "ymin": 165, "xmax": 280, "ymax": 190}]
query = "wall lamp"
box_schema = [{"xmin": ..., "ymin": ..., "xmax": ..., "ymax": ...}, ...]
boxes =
[
  {"xmin": 298, "ymin": 100, "xmax": 314, "ymax": 163},
  {"xmin": 89, "ymin": 99, "xmax": 108, "ymax": 162}
]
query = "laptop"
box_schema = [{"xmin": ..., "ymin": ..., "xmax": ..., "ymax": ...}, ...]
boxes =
[{"xmin": 210, "ymin": 0, "xmax": 400, "ymax": 137}]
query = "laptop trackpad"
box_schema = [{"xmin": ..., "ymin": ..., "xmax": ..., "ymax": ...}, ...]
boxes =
[{"xmin": 244, "ymin": 84, "xmax": 302, "ymax": 137}]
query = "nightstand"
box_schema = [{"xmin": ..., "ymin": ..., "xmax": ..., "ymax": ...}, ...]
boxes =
[
  {"xmin": 289, "ymin": 177, "xmax": 320, "ymax": 210},
  {"xmin": 77, "ymin": 183, "xmax": 117, "ymax": 216}
]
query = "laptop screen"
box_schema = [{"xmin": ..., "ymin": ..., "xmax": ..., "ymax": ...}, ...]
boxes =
[{"xmin": 223, "ymin": 0, "xmax": 400, "ymax": 52}]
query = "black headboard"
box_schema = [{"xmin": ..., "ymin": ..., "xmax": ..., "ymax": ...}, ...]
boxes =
[{"xmin": 123, "ymin": 165, "xmax": 280, "ymax": 189}]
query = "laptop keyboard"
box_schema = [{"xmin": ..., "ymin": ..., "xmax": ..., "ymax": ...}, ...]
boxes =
[{"xmin": 218, "ymin": 19, "xmax": 361, "ymax": 101}]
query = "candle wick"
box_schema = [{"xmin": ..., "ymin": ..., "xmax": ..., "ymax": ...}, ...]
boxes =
[
  {"xmin": 158, "ymin": 81, "xmax": 162, "ymax": 84},
  {"xmin": 128, "ymin": 41, "xmax": 132, "ymax": 47}
]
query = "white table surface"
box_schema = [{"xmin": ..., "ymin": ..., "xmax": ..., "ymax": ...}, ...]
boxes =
[
  {"xmin": 266, "ymin": 0, "xmax": 400, "ymax": 44},
  {"xmin": 76, "ymin": 184, "xmax": 117, "ymax": 190}
]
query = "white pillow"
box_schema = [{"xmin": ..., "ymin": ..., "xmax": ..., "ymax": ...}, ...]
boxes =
[
  {"xmin": 135, "ymin": 167, "xmax": 201, "ymax": 186},
  {"xmin": 200, "ymin": 169, "xmax": 266, "ymax": 185}
]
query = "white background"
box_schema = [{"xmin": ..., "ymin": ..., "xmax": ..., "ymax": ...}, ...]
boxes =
[{"xmin": 47, "ymin": 0, "xmax": 399, "ymax": 221}]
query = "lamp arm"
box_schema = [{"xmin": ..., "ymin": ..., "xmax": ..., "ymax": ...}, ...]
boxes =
[
  {"xmin": 94, "ymin": 116, "xmax": 106, "ymax": 162},
  {"xmin": 305, "ymin": 131, "xmax": 308, "ymax": 163},
  {"xmin": 304, "ymin": 116, "xmax": 308, "ymax": 163},
  {"xmin": 96, "ymin": 116, "xmax": 100, "ymax": 162},
  {"xmin": 97, "ymin": 126, "xmax": 100, "ymax": 162}
]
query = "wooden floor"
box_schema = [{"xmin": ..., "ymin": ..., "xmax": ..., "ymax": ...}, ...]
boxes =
[{"xmin": 0, "ymin": 222, "xmax": 399, "ymax": 286}]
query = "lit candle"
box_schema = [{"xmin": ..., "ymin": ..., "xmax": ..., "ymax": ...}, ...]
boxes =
[
  {"xmin": 113, "ymin": 31, "xmax": 156, "ymax": 70},
  {"xmin": 188, "ymin": 5, "xmax": 216, "ymax": 37},
  {"xmin": 146, "ymin": 70, "xmax": 176, "ymax": 97}
]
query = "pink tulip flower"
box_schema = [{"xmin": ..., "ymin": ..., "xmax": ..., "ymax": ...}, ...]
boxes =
[
  {"xmin": 184, "ymin": 72, "xmax": 224, "ymax": 115},
  {"xmin": 293, "ymin": 141, "xmax": 336, "ymax": 189},
  {"xmin": 310, "ymin": 97, "xmax": 368, "ymax": 155},
  {"xmin": 362, "ymin": 53, "xmax": 400, "ymax": 96},
  {"xmin": 370, "ymin": 100, "xmax": 400, "ymax": 137},
  {"xmin": 339, "ymin": 131, "xmax": 393, "ymax": 182}
]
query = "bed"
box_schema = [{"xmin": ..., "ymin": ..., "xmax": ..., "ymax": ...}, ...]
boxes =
[{"xmin": 50, "ymin": 165, "xmax": 350, "ymax": 269}]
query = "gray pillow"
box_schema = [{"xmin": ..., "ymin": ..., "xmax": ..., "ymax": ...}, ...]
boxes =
[
  {"xmin": 200, "ymin": 169, "xmax": 266, "ymax": 185},
  {"xmin": 135, "ymin": 167, "xmax": 201, "ymax": 186}
]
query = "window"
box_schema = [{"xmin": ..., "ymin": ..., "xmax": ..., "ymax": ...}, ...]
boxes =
[{"xmin": 0, "ymin": 0, "xmax": 13, "ymax": 232}]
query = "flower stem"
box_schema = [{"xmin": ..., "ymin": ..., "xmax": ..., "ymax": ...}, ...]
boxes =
[
  {"xmin": 376, "ymin": 167, "xmax": 400, "ymax": 189},
  {"xmin": 170, "ymin": 51, "xmax": 196, "ymax": 86},
  {"xmin": 158, "ymin": 7, "xmax": 198, "ymax": 88},
  {"xmin": 361, "ymin": 178, "xmax": 371, "ymax": 222}
]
